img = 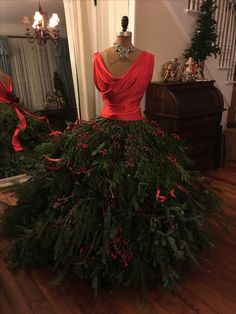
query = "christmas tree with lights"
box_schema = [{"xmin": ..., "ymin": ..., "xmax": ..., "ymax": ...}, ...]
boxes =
[{"xmin": 184, "ymin": 0, "xmax": 220, "ymax": 62}]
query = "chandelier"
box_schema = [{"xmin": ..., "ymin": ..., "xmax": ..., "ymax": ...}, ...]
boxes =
[{"xmin": 22, "ymin": 1, "xmax": 60, "ymax": 45}]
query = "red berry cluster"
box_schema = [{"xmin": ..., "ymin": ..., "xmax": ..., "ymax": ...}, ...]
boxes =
[
  {"xmin": 167, "ymin": 153, "xmax": 177, "ymax": 164},
  {"xmin": 125, "ymin": 134, "xmax": 135, "ymax": 144},
  {"xmin": 110, "ymin": 248, "xmax": 133, "ymax": 267},
  {"xmin": 152, "ymin": 129, "xmax": 165, "ymax": 138},
  {"xmin": 110, "ymin": 232, "xmax": 133, "ymax": 267},
  {"xmin": 148, "ymin": 120, "xmax": 159, "ymax": 128},
  {"xmin": 111, "ymin": 133, "xmax": 121, "ymax": 141},
  {"xmin": 76, "ymin": 167, "xmax": 88, "ymax": 176},
  {"xmin": 112, "ymin": 142, "xmax": 121, "ymax": 149},
  {"xmin": 77, "ymin": 132, "xmax": 89, "ymax": 142},
  {"xmin": 52, "ymin": 195, "xmax": 69, "ymax": 209},
  {"xmin": 90, "ymin": 121, "xmax": 100, "ymax": 130},
  {"xmin": 171, "ymin": 133, "xmax": 181, "ymax": 141},
  {"xmin": 76, "ymin": 143, "xmax": 89, "ymax": 150},
  {"xmin": 124, "ymin": 161, "xmax": 134, "ymax": 168},
  {"xmin": 111, "ymin": 133, "xmax": 121, "ymax": 149},
  {"xmin": 45, "ymin": 162, "xmax": 60, "ymax": 171},
  {"xmin": 100, "ymin": 148, "xmax": 108, "ymax": 156}
]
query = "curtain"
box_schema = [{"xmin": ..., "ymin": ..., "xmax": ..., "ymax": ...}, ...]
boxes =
[
  {"xmin": 55, "ymin": 38, "xmax": 76, "ymax": 107},
  {"xmin": 63, "ymin": 0, "xmax": 134, "ymax": 119},
  {"xmin": 94, "ymin": 0, "xmax": 133, "ymax": 113},
  {"xmin": 0, "ymin": 36, "xmax": 10, "ymax": 75},
  {"xmin": 8, "ymin": 38, "xmax": 57, "ymax": 111},
  {"xmin": 63, "ymin": 0, "xmax": 95, "ymax": 120}
]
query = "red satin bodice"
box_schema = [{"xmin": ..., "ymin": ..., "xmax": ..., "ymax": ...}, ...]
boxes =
[{"xmin": 94, "ymin": 51, "xmax": 154, "ymax": 121}]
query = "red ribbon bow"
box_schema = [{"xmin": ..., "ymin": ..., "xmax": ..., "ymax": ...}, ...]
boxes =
[{"xmin": 1, "ymin": 93, "xmax": 61, "ymax": 151}]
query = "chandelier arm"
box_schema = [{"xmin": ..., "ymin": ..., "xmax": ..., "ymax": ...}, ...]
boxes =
[
  {"xmin": 27, "ymin": 31, "xmax": 38, "ymax": 44},
  {"xmin": 23, "ymin": 1, "xmax": 59, "ymax": 45},
  {"xmin": 48, "ymin": 30, "xmax": 59, "ymax": 40}
]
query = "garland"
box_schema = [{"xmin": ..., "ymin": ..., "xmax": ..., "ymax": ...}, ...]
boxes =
[
  {"xmin": 0, "ymin": 101, "xmax": 52, "ymax": 178},
  {"xmin": 2, "ymin": 118, "xmax": 221, "ymax": 294}
]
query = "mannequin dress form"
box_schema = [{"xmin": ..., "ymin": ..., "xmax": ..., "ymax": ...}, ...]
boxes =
[
  {"xmin": 99, "ymin": 25, "xmax": 142, "ymax": 78},
  {"xmin": 2, "ymin": 16, "xmax": 220, "ymax": 293}
]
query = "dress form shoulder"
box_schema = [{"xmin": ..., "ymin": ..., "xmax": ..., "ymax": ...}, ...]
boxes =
[
  {"xmin": 99, "ymin": 47, "xmax": 143, "ymax": 78},
  {"xmin": 0, "ymin": 70, "xmax": 11, "ymax": 91}
]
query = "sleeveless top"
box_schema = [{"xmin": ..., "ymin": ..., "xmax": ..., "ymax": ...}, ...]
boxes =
[{"xmin": 93, "ymin": 51, "xmax": 154, "ymax": 121}]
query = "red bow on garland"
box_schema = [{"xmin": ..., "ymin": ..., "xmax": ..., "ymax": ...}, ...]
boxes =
[
  {"xmin": 1, "ymin": 92, "xmax": 61, "ymax": 152},
  {"xmin": 156, "ymin": 188, "xmax": 176, "ymax": 203}
]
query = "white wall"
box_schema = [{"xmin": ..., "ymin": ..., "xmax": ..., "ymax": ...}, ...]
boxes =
[
  {"xmin": 0, "ymin": 0, "xmax": 67, "ymax": 38},
  {"xmin": 134, "ymin": 0, "xmax": 231, "ymax": 126},
  {"xmin": 134, "ymin": 0, "xmax": 188, "ymax": 82}
]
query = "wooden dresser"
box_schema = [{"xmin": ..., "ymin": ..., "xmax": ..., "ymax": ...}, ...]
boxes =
[
  {"xmin": 145, "ymin": 81, "xmax": 224, "ymax": 171},
  {"xmin": 36, "ymin": 107, "xmax": 78, "ymax": 131}
]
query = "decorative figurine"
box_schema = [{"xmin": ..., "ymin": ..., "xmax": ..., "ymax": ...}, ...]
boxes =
[
  {"xmin": 181, "ymin": 57, "xmax": 196, "ymax": 82},
  {"xmin": 193, "ymin": 61, "xmax": 205, "ymax": 80},
  {"xmin": 162, "ymin": 58, "xmax": 180, "ymax": 81}
]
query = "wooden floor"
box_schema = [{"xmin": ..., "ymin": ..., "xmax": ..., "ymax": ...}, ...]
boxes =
[{"xmin": 0, "ymin": 163, "xmax": 236, "ymax": 314}]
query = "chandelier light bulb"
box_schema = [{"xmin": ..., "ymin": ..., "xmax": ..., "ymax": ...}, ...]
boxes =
[
  {"xmin": 22, "ymin": 16, "xmax": 31, "ymax": 25},
  {"xmin": 34, "ymin": 11, "xmax": 43, "ymax": 23},
  {"xmin": 32, "ymin": 21, "xmax": 38, "ymax": 29},
  {"xmin": 48, "ymin": 13, "xmax": 60, "ymax": 28}
]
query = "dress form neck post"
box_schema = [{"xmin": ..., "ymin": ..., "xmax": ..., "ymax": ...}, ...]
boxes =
[{"xmin": 115, "ymin": 35, "xmax": 132, "ymax": 48}]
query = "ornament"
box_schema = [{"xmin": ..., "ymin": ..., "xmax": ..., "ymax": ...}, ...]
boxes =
[
  {"xmin": 113, "ymin": 42, "xmax": 135, "ymax": 60},
  {"xmin": 181, "ymin": 57, "xmax": 196, "ymax": 82},
  {"xmin": 162, "ymin": 58, "xmax": 180, "ymax": 81}
]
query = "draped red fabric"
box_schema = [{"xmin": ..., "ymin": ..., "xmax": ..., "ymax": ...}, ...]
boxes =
[
  {"xmin": 0, "ymin": 78, "xmax": 26, "ymax": 151},
  {"xmin": 0, "ymin": 76, "xmax": 13, "ymax": 103},
  {"xmin": 11, "ymin": 105, "xmax": 27, "ymax": 151},
  {"xmin": 94, "ymin": 51, "xmax": 154, "ymax": 121}
]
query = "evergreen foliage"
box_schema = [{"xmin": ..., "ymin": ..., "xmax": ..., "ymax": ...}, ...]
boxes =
[
  {"xmin": 53, "ymin": 71, "xmax": 68, "ymax": 104},
  {"xmin": 0, "ymin": 102, "xmax": 50, "ymax": 178},
  {"xmin": 1, "ymin": 117, "xmax": 221, "ymax": 294},
  {"xmin": 184, "ymin": 0, "xmax": 220, "ymax": 61}
]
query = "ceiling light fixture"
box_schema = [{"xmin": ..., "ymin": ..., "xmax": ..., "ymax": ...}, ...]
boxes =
[{"xmin": 22, "ymin": 0, "xmax": 60, "ymax": 45}]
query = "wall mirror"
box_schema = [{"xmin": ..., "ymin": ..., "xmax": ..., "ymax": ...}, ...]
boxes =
[{"xmin": 0, "ymin": 0, "xmax": 77, "ymax": 129}]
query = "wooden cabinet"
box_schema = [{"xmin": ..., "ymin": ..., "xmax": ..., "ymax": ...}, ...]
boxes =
[
  {"xmin": 145, "ymin": 81, "xmax": 224, "ymax": 171},
  {"xmin": 36, "ymin": 107, "xmax": 78, "ymax": 131}
]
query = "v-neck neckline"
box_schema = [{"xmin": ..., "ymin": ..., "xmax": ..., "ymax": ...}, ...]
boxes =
[{"xmin": 96, "ymin": 51, "xmax": 145, "ymax": 79}]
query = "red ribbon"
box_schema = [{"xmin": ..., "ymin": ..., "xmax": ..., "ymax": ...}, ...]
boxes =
[
  {"xmin": 156, "ymin": 188, "xmax": 176, "ymax": 203},
  {"xmin": 156, "ymin": 188, "xmax": 167, "ymax": 203},
  {"xmin": 20, "ymin": 108, "xmax": 62, "ymax": 136},
  {"xmin": 11, "ymin": 104, "xmax": 27, "ymax": 151},
  {"xmin": 44, "ymin": 155, "xmax": 63, "ymax": 162},
  {"xmin": 12, "ymin": 105, "xmax": 62, "ymax": 151},
  {"xmin": 1, "ymin": 97, "xmax": 62, "ymax": 151}
]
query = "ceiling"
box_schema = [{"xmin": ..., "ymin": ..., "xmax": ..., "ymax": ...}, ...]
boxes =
[{"xmin": 0, "ymin": 0, "xmax": 66, "ymax": 36}]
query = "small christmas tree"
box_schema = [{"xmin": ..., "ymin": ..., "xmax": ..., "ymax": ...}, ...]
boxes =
[
  {"xmin": 184, "ymin": 0, "xmax": 220, "ymax": 62},
  {"xmin": 53, "ymin": 71, "xmax": 69, "ymax": 104}
]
